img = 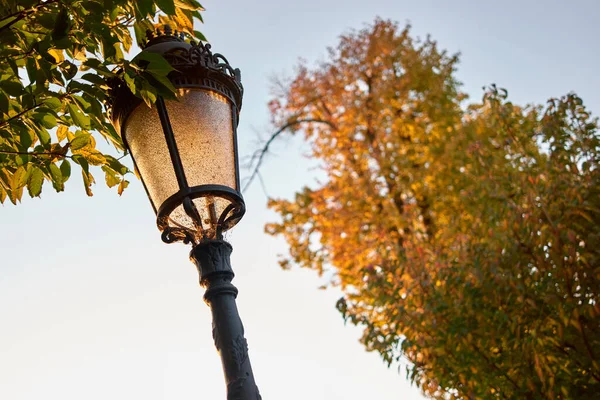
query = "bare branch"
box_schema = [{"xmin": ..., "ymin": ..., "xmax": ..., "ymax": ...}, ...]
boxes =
[
  {"xmin": 256, "ymin": 170, "xmax": 270, "ymax": 198},
  {"xmin": 242, "ymin": 118, "xmax": 336, "ymax": 193}
]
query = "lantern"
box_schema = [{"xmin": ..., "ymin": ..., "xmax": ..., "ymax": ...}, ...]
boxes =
[{"xmin": 108, "ymin": 26, "xmax": 244, "ymax": 245}]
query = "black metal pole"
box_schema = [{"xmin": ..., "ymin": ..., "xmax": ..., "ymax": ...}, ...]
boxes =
[{"xmin": 189, "ymin": 240, "xmax": 261, "ymax": 400}]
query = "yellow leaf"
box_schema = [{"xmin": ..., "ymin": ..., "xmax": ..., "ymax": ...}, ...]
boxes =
[
  {"xmin": 117, "ymin": 179, "xmax": 129, "ymax": 195},
  {"xmin": 174, "ymin": 8, "xmax": 193, "ymax": 32},
  {"xmin": 73, "ymin": 147, "xmax": 106, "ymax": 166},
  {"xmin": 47, "ymin": 48, "xmax": 64, "ymax": 63},
  {"xmin": 57, "ymin": 125, "xmax": 68, "ymax": 142}
]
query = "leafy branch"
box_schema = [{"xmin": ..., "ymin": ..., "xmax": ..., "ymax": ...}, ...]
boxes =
[
  {"xmin": 0, "ymin": 0, "xmax": 62, "ymax": 33},
  {"xmin": 0, "ymin": 0, "xmax": 205, "ymax": 204},
  {"xmin": 0, "ymin": 93, "xmax": 70, "ymax": 129},
  {"xmin": 0, "ymin": 149, "xmax": 72, "ymax": 160}
]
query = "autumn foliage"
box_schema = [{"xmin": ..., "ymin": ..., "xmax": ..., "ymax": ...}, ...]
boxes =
[{"xmin": 264, "ymin": 19, "xmax": 600, "ymax": 398}]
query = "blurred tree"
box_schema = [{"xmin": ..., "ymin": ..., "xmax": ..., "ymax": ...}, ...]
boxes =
[
  {"xmin": 258, "ymin": 18, "xmax": 600, "ymax": 399},
  {"xmin": 0, "ymin": 0, "xmax": 205, "ymax": 203}
]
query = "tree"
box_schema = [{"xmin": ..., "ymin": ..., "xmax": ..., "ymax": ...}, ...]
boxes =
[
  {"xmin": 259, "ymin": 18, "xmax": 600, "ymax": 399},
  {"xmin": 0, "ymin": 0, "xmax": 204, "ymax": 203}
]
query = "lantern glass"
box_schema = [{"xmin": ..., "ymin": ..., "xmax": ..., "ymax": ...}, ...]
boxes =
[
  {"xmin": 123, "ymin": 88, "xmax": 238, "ymax": 233},
  {"xmin": 169, "ymin": 89, "xmax": 235, "ymax": 189},
  {"xmin": 125, "ymin": 104, "xmax": 178, "ymax": 208}
]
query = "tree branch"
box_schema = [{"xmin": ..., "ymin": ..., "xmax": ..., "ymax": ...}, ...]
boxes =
[
  {"xmin": 0, "ymin": 149, "xmax": 72, "ymax": 160},
  {"xmin": 242, "ymin": 118, "xmax": 336, "ymax": 193},
  {"xmin": 0, "ymin": 92, "xmax": 69, "ymax": 129},
  {"xmin": 0, "ymin": 0, "xmax": 62, "ymax": 33},
  {"xmin": 0, "ymin": 104, "xmax": 39, "ymax": 129}
]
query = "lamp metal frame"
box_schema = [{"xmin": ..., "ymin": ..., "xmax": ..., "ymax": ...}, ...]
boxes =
[{"xmin": 109, "ymin": 29, "xmax": 245, "ymax": 245}]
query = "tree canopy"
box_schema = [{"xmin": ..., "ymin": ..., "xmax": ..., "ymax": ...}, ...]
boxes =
[
  {"xmin": 262, "ymin": 18, "xmax": 600, "ymax": 399},
  {"xmin": 0, "ymin": 0, "xmax": 204, "ymax": 203}
]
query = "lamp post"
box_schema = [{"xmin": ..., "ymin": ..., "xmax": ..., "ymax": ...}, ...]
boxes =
[{"xmin": 107, "ymin": 26, "xmax": 261, "ymax": 400}]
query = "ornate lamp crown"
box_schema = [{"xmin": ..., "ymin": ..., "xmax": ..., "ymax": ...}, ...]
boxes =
[{"xmin": 142, "ymin": 25, "xmax": 243, "ymax": 109}]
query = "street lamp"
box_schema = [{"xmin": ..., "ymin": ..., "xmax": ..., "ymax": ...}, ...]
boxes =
[{"xmin": 107, "ymin": 26, "xmax": 261, "ymax": 400}]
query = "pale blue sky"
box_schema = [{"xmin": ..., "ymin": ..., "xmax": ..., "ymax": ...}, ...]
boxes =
[{"xmin": 1, "ymin": 1, "xmax": 598, "ymax": 399}]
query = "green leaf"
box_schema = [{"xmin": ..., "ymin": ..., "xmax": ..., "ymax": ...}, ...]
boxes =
[
  {"xmin": 0, "ymin": 15, "xmax": 17, "ymax": 30},
  {"xmin": 52, "ymin": 7, "xmax": 70, "ymax": 40},
  {"xmin": 43, "ymin": 97, "xmax": 63, "ymax": 111},
  {"xmin": 0, "ymin": 80, "xmax": 23, "ymax": 97},
  {"xmin": 60, "ymin": 61, "xmax": 78, "ymax": 80},
  {"xmin": 156, "ymin": 0, "xmax": 176, "ymax": 15},
  {"xmin": 80, "ymin": 73, "xmax": 107, "ymax": 86},
  {"xmin": 37, "ymin": 12, "xmax": 57, "ymax": 30},
  {"xmin": 27, "ymin": 167, "xmax": 44, "ymax": 197},
  {"xmin": 146, "ymin": 72, "xmax": 177, "ymax": 97},
  {"xmin": 6, "ymin": 58, "xmax": 19, "ymax": 77},
  {"xmin": 83, "ymin": 1, "xmax": 105, "ymax": 16},
  {"xmin": 112, "ymin": 42, "xmax": 125, "ymax": 62},
  {"xmin": 0, "ymin": 91, "xmax": 8, "ymax": 115},
  {"xmin": 26, "ymin": 58, "xmax": 37, "ymax": 83},
  {"xmin": 73, "ymin": 95, "xmax": 91, "ymax": 112},
  {"xmin": 193, "ymin": 30, "xmax": 207, "ymax": 42},
  {"xmin": 49, "ymin": 163, "xmax": 64, "ymax": 191},
  {"xmin": 133, "ymin": 51, "xmax": 175, "ymax": 76},
  {"xmin": 104, "ymin": 155, "xmax": 129, "ymax": 175},
  {"xmin": 83, "ymin": 59, "xmax": 116, "ymax": 78},
  {"xmin": 139, "ymin": 81, "xmax": 157, "ymax": 107},
  {"xmin": 35, "ymin": 67, "xmax": 48, "ymax": 90},
  {"xmin": 19, "ymin": 129, "xmax": 34, "ymax": 150},
  {"xmin": 135, "ymin": 0, "xmax": 155, "ymax": 17},
  {"xmin": 192, "ymin": 9, "xmax": 204, "ymax": 22},
  {"xmin": 14, "ymin": 153, "xmax": 29, "ymax": 166},
  {"xmin": 60, "ymin": 160, "xmax": 71, "ymax": 181},
  {"xmin": 68, "ymin": 104, "xmax": 91, "ymax": 129},
  {"xmin": 123, "ymin": 71, "xmax": 137, "ymax": 93},
  {"xmin": 36, "ymin": 113, "xmax": 58, "ymax": 129},
  {"xmin": 72, "ymin": 154, "xmax": 89, "ymax": 174},
  {"xmin": 70, "ymin": 132, "xmax": 91, "ymax": 150},
  {"xmin": 36, "ymin": 128, "xmax": 51, "ymax": 147}
]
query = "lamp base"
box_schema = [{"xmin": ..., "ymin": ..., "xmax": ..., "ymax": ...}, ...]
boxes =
[{"xmin": 190, "ymin": 240, "xmax": 261, "ymax": 400}]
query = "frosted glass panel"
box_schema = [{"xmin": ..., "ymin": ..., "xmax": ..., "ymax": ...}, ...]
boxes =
[
  {"xmin": 124, "ymin": 104, "xmax": 177, "ymax": 210},
  {"xmin": 169, "ymin": 205, "xmax": 195, "ymax": 230},
  {"xmin": 167, "ymin": 197, "xmax": 234, "ymax": 237},
  {"xmin": 167, "ymin": 89, "xmax": 236, "ymax": 189}
]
